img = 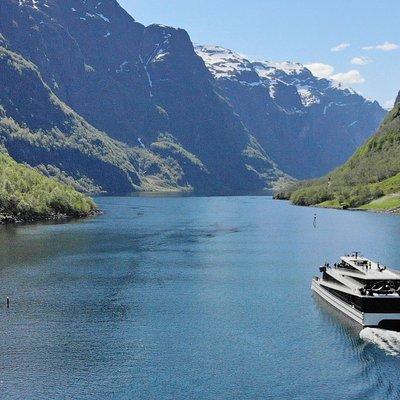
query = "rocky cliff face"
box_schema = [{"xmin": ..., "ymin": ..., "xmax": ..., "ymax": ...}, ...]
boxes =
[
  {"xmin": 195, "ymin": 45, "xmax": 386, "ymax": 179},
  {"xmin": 0, "ymin": 0, "xmax": 287, "ymax": 194}
]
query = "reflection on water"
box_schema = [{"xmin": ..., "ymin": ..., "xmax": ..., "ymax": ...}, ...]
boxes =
[
  {"xmin": 313, "ymin": 292, "xmax": 363, "ymax": 338},
  {"xmin": 1, "ymin": 196, "xmax": 400, "ymax": 399}
]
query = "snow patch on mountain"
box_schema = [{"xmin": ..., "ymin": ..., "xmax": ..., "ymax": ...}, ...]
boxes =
[
  {"xmin": 97, "ymin": 13, "xmax": 110, "ymax": 23},
  {"xmin": 255, "ymin": 61, "xmax": 306, "ymax": 77},
  {"xmin": 195, "ymin": 45, "xmax": 253, "ymax": 80},
  {"xmin": 195, "ymin": 44, "xmax": 378, "ymax": 112},
  {"xmin": 252, "ymin": 60, "xmax": 312, "ymax": 84},
  {"xmin": 296, "ymin": 86, "xmax": 321, "ymax": 107},
  {"xmin": 116, "ymin": 61, "xmax": 129, "ymax": 73},
  {"xmin": 18, "ymin": 0, "xmax": 42, "ymax": 10}
]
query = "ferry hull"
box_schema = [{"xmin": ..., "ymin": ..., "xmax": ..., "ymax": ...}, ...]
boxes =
[{"xmin": 311, "ymin": 278, "xmax": 400, "ymax": 328}]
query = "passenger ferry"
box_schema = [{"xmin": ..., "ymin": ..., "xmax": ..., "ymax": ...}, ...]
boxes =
[{"xmin": 312, "ymin": 253, "xmax": 400, "ymax": 329}]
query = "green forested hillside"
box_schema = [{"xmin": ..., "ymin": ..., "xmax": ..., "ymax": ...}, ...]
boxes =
[
  {"xmin": 275, "ymin": 101, "xmax": 400, "ymax": 212},
  {"xmin": 0, "ymin": 153, "xmax": 97, "ymax": 223}
]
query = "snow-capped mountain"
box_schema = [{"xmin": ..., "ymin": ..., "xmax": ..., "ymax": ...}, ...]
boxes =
[{"xmin": 196, "ymin": 45, "xmax": 386, "ymax": 178}]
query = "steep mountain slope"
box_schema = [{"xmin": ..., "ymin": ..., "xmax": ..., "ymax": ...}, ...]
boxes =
[
  {"xmin": 275, "ymin": 94, "xmax": 400, "ymax": 212},
  {"xmin": 195, "ymin": 45, "xmax": 386, "ymax": 179},
  {"xmin": 0, "ymin": 0, "xmax": 287, "ymax": 194},
  {"xmin": 0, "ymin": 152, "xmax": 96, "ymax": 223},
  {"xmin": 0, "ymin": 46, "xmax": 198, "ymax": 194}
]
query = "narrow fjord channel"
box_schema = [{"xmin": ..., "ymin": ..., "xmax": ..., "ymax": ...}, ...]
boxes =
[{"xmin": 1, "ymin": 196, "xmax": 400, "ymax": 399}]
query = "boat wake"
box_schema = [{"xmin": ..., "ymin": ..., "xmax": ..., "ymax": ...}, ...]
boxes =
[{"xmin": 360, "ymin": 328, "xmax": 400, "ymax": 356}]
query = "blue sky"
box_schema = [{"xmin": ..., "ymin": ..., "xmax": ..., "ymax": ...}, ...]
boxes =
[{"xmin": 119, "ymin": 0, "xmax": 399, "ymax": 107}]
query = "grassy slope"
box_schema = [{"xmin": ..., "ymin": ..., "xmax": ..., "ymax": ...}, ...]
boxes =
[
  {"xmin": 0, "ymin": 153, "xmax": 97, "ymax": 222},
  {"xmin": 275, "ymin": 102, "xmax": 400, "ymax": 212}
]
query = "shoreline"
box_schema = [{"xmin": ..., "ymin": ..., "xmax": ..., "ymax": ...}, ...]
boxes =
[
  {"xmin": 0, "ymin": 209, "xmax": 102, "ymax": 226},
  {"xmin": 274, "ymin": 198, "xmax": 400, "ymax": 216}
]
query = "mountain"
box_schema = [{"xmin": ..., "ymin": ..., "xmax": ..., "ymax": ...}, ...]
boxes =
[
  {"xmin": 195, "ymin": 45, "xmax": 386, "ymax": 179},
  {"xmin": 0, "ymin": 1, "xmax": 386, "ymax": 194},
  {"xmin": 0, "ymin": 0, "xmax": 288, "ymax": 195},
  {"xmin": 0, "ymin": 152, "xmax": 96, "ymax": 223},
  {"xmin": 0, "ymin": 44, "xmax": 203, "ymax": 195},
  {"xmin": 275, "ymin": 93, "xmax": 400, "ymax": 212}
]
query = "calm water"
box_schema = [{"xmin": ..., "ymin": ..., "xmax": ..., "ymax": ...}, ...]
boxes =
[{"xmin": 1, "ymin": 196, "xmax": 400, "ymax": 399}]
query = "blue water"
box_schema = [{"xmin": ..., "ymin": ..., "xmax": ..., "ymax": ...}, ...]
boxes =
[{"xmin": 1, "ymin": 196, "xmax": 400, "ymax": 399}]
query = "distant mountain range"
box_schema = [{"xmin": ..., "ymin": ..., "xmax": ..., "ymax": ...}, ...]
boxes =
[
  {"xmin": 0, "ymin": 0, "xmax": 386, "ymax": 195},
  {"xmin": 195, "ymin": 45, "xmax": 386, "ymax": 179}
]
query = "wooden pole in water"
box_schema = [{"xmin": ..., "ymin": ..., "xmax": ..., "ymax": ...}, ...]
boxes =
[{"xmin": 6, "ymin": 297, "xmax": 10, "ymax": 308}]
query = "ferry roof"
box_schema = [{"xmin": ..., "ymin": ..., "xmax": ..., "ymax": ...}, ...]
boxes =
[
  {"xmin": 341, "ymin": 256, "xmax": 400, "ymax": 280},
  {"xmin": 326, "ymin": 269, "xmax": 363, "ymax": 289}
]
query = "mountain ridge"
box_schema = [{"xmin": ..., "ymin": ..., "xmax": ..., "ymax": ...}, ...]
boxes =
[{"xmin": 195, "ymin": 44, "xmax": 386, "ymax": 179}]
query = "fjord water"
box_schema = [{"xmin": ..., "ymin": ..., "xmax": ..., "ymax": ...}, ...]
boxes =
[{"xmin": 1, "ymin": 196, "xmax": 400, "ymax": 399}]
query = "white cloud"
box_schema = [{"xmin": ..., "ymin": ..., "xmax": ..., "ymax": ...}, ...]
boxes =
[
  {"xmin": 362, "ymin": 41, "xmax": 399, "ymax": 51},
  {"xmin": 331, "ymin": 42, "xmax": 350, "ymax": 52},
  {"xmin": 305, "ymin": 62, "xmax": 366, "ymax": 87},
  {"xmin": 350, "ymin": 56, "xmax": 372, "ymax": 65},
  {"xmin": 384, "ymin": 99, "xmax": 395, "ymax": 110},
  {"xmin": 305, "ymin": 62, "xmax": 334, "ymax": 78},
  {"xmin": 377, "ymin": 42, "xmax": 399, "ymax": 51},
  {"xmin": 331, "ymin": 70, "xmax": 365, "ymax": 85}
]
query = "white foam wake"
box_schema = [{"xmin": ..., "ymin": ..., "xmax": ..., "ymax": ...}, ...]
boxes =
[{"xmin": 360, "ymin": 328, "xmax": 400, "ymax": 356}]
